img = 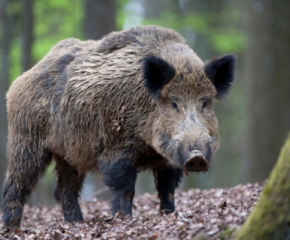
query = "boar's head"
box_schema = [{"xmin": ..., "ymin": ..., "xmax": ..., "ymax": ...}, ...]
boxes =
[{"xmin": 143, "ymin": 50, "xmax": 236, "ymax": 172}]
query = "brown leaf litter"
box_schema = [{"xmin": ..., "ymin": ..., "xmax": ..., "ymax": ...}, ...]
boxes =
[{"xmin": 0, "ymin": 182, "xmax": 263, "ymax": 240}]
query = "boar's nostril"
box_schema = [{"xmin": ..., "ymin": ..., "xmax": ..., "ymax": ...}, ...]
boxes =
[
  {"xmin": 184, "ymin": 150, "xmax": 208, "ymax": 172},
  {"xmin": 199, "ymin": 161, "xmax": 206, "ymax": 167}
]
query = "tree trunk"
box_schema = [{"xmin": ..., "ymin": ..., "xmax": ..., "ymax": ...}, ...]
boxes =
[
  {"xmin": 21, "ymin": 0, "xmax": 34, "ymax": 72},
  {"xmin": 236, "ymin": 132, "xmax": 290, "ymax": 240},
  {"xmin": 83, "ymin": 0, "xmax": 116, "ymax": 40},
  {"xmin": 243, "ymin": 0, "xmax": 290, "ymax": 182},
  {"xmin": 0, "ymin": 0, "xmax": 10, "ymax": 202}
]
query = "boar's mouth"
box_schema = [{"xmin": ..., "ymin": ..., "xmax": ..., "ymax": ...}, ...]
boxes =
[{"xmin": 184, "ymin": 150, "xmax": 209, "ymax": 172}]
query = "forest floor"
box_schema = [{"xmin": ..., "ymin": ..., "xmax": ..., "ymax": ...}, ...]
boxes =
[{"xmin": 0, "ymin": 182, "xmax": 263, "ymax": 240}]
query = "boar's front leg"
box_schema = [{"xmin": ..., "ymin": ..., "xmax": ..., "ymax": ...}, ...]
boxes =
[
  {"xmin": 153, "ymin": 167, "xmax": 183, "ymax": 214},
  {"xmin": 101, "ymin": 159, "xmax": 137, "ymax": 216}
]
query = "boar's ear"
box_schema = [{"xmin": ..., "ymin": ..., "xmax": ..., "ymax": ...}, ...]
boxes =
[
  {"xmin": 143, "ymin": 56, "xmax": 176, "ymax": 97},
  {"xmin": 205, "ymin": 54, "xmax": 236, "ymax": 98}
]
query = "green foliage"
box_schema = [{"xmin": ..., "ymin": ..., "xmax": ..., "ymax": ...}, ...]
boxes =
[
  {"xmin": 116, "ymin": 0, "xmax": 130, "ymax": 30},
  {"xmin": 33, "ymin": 0, "xmax": 83, "ymax": 61},
  {"xmin": 9, "ymin": 0, "xmax": 83, "ymax": 82},
  {"xmin": 9, "ymin": 39, "xmax": 21, "ymax": 84},
  {"xmin": 210, "ymin": 28, "xmax": 247, "ymax": 54},
  {"xmin": 143, "ymin": 10, "xmax": 209, "ymax": 34},
  {"xmin": 142, "ymin": 8, "xmax": 246, "ymax": 54}
]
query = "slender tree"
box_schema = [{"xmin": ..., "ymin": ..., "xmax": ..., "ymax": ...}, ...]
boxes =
[
  {"xmin": 83, "ymin": 0, "xmax": 116, "ymax": 40},
  {"xmin": 0, "ymin": 0, "xmax": 10, "ymax": 202},
  {"xmin": 243, "ymin": 0, "xmax": 290, "ymax": 182},
  {"xmin": 21, "ymin": 0, "xmax": 34, "ymax": 72}
]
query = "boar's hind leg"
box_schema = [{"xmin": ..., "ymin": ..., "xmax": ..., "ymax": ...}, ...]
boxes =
[
  {"xmin": 54, "ymin": 157, "xmax": 85, "ymax": 222},
  {"xmin": 153, "ymin": 167, "xmax": 183, "ymax": 214},
  {"xmin": 2, "ymin": 139, "xmax": 52, "ymax": 229},
  {"xmin": 101, "ymin": 160, "xmax": 137, "ymax": 216}
]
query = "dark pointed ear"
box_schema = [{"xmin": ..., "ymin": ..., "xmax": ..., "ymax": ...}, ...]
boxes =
[
  {"xmin": 205, "ymin": 54, "xmax": 236, "ymax": 98},
  {"xmin": 143, "ymin": 56, "xmax": 176, "ymax": 97}
]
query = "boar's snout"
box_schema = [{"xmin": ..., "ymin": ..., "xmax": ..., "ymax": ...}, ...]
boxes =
[{"xmin": 184, "ymin": 150, "xmax": 208, "ymax": 172}]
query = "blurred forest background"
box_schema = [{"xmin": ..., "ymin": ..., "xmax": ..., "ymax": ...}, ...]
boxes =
[{"xmin": 0, "ymin": 0, "xmax": 289, "ymax": 205}]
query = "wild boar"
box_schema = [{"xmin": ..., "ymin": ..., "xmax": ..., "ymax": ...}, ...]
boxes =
[{"xmin": 2, "ymin": 25, "xmax": 236, "ymax": 229}]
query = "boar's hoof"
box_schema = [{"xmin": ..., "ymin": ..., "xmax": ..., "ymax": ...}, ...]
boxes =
[{"xmin": 184, "ymin": 150, "xmax": 208, "ymax": 172}]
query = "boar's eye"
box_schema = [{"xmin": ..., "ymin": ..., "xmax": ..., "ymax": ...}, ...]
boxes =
[
  {"xmin": 171, "ymin": 102, "xmax": 179, "ymax": 111},
  {"xmin": 201, "ymin": 99, "xmax": 210, "ymax": 112}
]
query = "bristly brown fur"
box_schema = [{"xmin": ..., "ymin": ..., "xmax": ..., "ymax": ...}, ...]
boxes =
[{"xmin": 2, "ymin": 25, "xmax": 235, "ymax": 228}]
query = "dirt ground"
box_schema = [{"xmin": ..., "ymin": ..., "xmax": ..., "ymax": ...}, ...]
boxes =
[{"xmin": 0, "ymin": 182, "xmax": 263, "ymax": 240}]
